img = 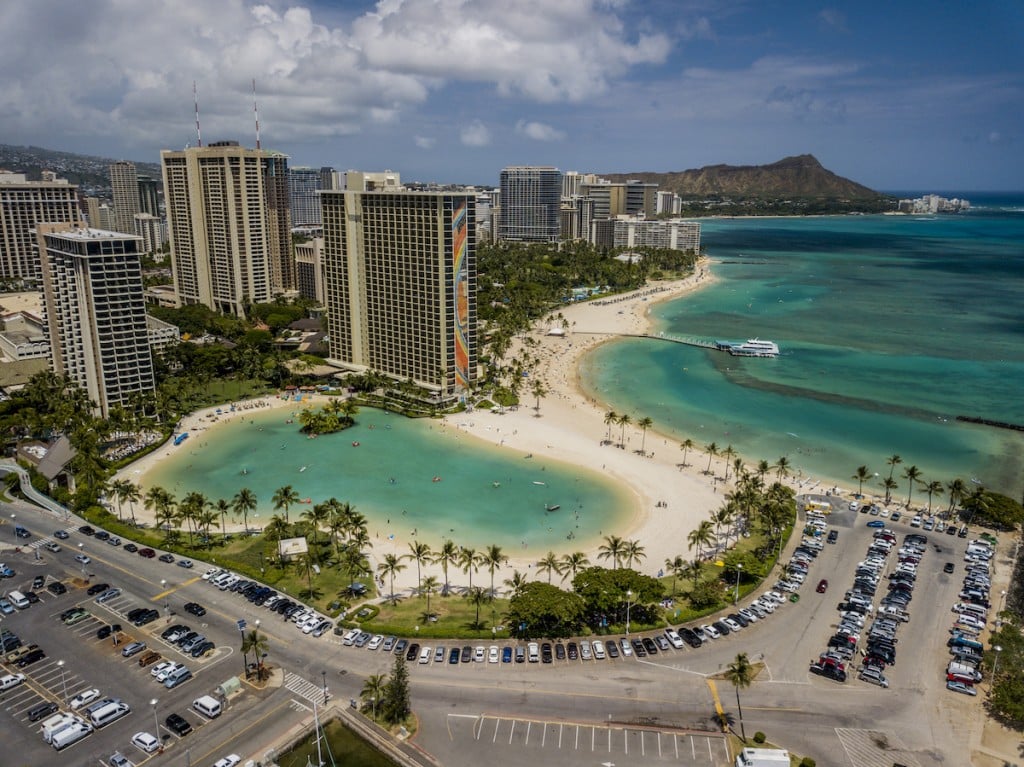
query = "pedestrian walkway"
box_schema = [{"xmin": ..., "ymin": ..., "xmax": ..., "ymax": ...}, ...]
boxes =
[
  {"xmin": 284, "ymin": 671, "xmax": 327, "ymax": 707},
  {"xmin": 835, "ymin": 728, "xmax": 922, "ymax": 767}
]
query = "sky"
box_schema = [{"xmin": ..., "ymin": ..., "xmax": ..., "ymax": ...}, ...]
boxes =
[{"xmin": 1, "ymin": 0, "xmax": 1022, "ymax": 190}]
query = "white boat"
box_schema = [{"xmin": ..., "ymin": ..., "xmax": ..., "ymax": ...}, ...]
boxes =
[{"xmin": 727, "ymin": 338, "xmax": 780, "ymax": 357}]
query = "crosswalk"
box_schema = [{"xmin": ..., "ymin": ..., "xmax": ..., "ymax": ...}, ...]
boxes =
[
  {"xmin": 284, "ymin": 671, "xmax": 328, "ymax": 707},
  {"xmin": 26, "ymin": 526, "xmax": 76, "ymax": 550}
]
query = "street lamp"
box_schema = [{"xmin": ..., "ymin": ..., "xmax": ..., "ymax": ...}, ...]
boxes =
[
  {"xmin": 9, "ymin": 513, "xmax": 15, "ymax": 534},
  {"xmin": 993, "ymin": 645, "xmax": 1003, "ymax": 682},
  {"xmin": 734, "ymin": 563, "xmax": 743, "ymax": 605},
  {"xmin": 253, "ymin": 619, "xmax": 262, "ymax": 680},
  {"xmin": 160, "ymin": 580, "xmax": 168, "ymax": 615},
  {"xmin": 625, "ymin": 589, "xmax": 633, "ymax": 636},
  {"xmin": 78, "ymin": 543, "xmax": 87, "ymax": 577},
  {"xmin": 370, "ymin": 696, "xmax": 376, "ymax": 721},
  {"xmin": 57, "ymin": 660, "xmax": 68, "ymax": 704},
  {"xmin": 238, "ymin": 623, "xmax": 248, "ymax": 678},
  {"xmin": 321, "ymin": 670, "xmax": 329, "ymax": 703},
  {"xmin": 150, "ymin": 698, "xmax": 160, "ymax": 739}
]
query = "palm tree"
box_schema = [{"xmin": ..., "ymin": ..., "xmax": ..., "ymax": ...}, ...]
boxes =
[
  {"xmin": 378, "ymin": 553, "xmax": 406, "ymax": 606},
  {"xmin": 120, "ymin": 481, "xmax": 140, "ymax": 526},
  {"xmin": 503, "ymin": 569, "xmax": 528, "ymax": 598},
  {"xmin": 530, "ymin": 379, "xmax": 547, "ymax": 415},
  {"xmin": 434, "ymin": 540, "xmax": 459, "ymax": 596},
  {"xmin": 924, "ymin": 480, "xmax": 944, "ymax": 513},
  {"xmin": 603, "ymin": 411, "xmax": 618, "ymax": 444},
  {"xmin": 902, "ymin": 465, "xmax": 922, "ymax": 507},
  {"xmin": 241, "ymin": 629, "xmax": 270, "ymax": 680},
  {"xmin": 683, "ymin": 558, "xmax": 702, "ymax": 587},
  {"xmin": 623, "ymin": 539, "xmax": 646, "ymax": 569},
  {"xmin": 664, "ymin": 555, "xmax": 685, "ymax": 595},
  {"xmin": 678, "ymin": 438, "xmax": 695, "ymax": 468},
  {"xmin": 617, "ymin": 413, "xmax": 632, "ymax": 448},
  {"xmin": 597, "ymin": 534, "xmax": 625, "ymax": 569},
  {"xmin": 272, "ymin": 485, "xmax": 301, "ymax": 525},
  {"xmin": 464, "ymin": 586, "xmax": 488, "ymax": 629},
  {"xmin": 301, "ymin": 502, "xmax": 331, "ymax": 544},
  {"xmin": 481, "ymin": 544, "xmax": 508, "ymax": 598},
  {"xmin": 458, "ymin": 547, "xmax": 481, "ymax": 591},
  {"xmin": 851, "ymin": 465, "xmax": 871, "ymax": 498},
  {"xmin": 264, "ymin": 514, "xmax": 290, "ymax": 545},
  {"xmin": 637, "ymin": 416, "xmax": 653, "ymax": 455},
  {"xmin": 232, "ymin": 488, "xmax": 257, "ymax": 535},
  {"xmin": 946, "ymin": 477, "xmax": 966, "ymax": 516},
  {"xmin": 536, "ymin": 551, "xmax": 563, "ymax": 584},
  {"xmin": 756, "ymin": 459, "xmax": 770, "ymax": 483},
  {"xmin": 213, "ymin": 498, "xmax": 231, "ymax": 540},
  {"xmin": 420, "ymin": 575, "xmax": 439, "ymax": 618},
  {"xmin": 773, "ymin": 455, "xmax": 791, "ymax": 481},
  {"xmin": 108, "ymin": 478, "xmax": 129, "ymax": 522},
  {"xmin": 703, "ymin": 442, "xmax": 719, "ymax": 475},
  {"xmin": 724, "ymin": 652, "xmax": 755, "ymax": 742},
  {"xmin": 880, "ymin": 476, "xmax": 898, "ymax": 505},
  {"xmin": 720, "ymin": 445, "xmax": 737, "ymax": 480},
  {"xmin": 687, "ymin": 519, "xmax": 715, "ymax": 561},
  {"xmin": 559, "ymin": 551, "xmax": 590, "ymax": 582},
  {"xmin": 886, "ymin": 453, "xmax": 903, "ymax": 481},
  {"xmin": 360, "ymin": 674, "xmax": 387, "ymax": 719},
  {"xmin": 405, "ymin": 541, "xmax": 432, "ymax": 594}
]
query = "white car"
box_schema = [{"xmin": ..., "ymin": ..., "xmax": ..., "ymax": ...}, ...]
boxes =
[
  {"xmin": 488, "ymin": 645, "xmax": 499, "ymax": 663},
  {"xmin": 150, "ymin": 661, "xmax": 175, "ymax": 678},
  {"xmin": 74, "ymin": 554, "xmax": 91, "ymax": 565},
  {"xmin": 131, "ymin": 732, "xmax": 160, "ymax": 753},
  {"xmin": 738, "ymin": 608, "xmax": 759, "ymax": 623},
  {"xmin": 69, "ymin": 688, "xmax": 101, "ymax": 710},
  {"xmin": 619, "ymin": 638, "xmax": 633, "ymax": 656},
  {"xmin": 212, "ymin": 756, "xmax": 241, "ymax": 767},
  {"xmin": 723, "ymin": 618, "xmax": 743, "ymax": 633},
  {"xmin": 766, "ymin": 590, "xmax": 786, "ymax": 604},
  {"xmin": 664, "ymin": 629, "xmax": 685, "ymax": 649},
  {"xmin": 202, "ymin": 568, "xmax": 221, "ymax": 580},
  {"xmin": 367, "ymin": 634, "xmax": 384, "ymax": 651},
  {"xmin": 418, "ymin": 646, "xmax": 432, "ymax": 664},
  {"xmin": 474, "ymin": 646, "xmax": 486, "ymax": 662},
  {"xmin": 579, "ymin": 640, "xmax": 593, "ymax": 660},
  {"xmin": 699, "ymin": 624, "xmax": 721, "ymax": 639},
  {"xmin": 591, "ymin": 640, "xmax": 606, "ymax": 660}
]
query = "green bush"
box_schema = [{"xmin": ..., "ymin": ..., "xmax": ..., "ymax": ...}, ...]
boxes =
[
  {"xmin": 799, "ymin": 758, "xmax": 816, "ymax": 767},
  {"xmin": 752, "ymin": 731, "xmax": 766, "ymax": 744}
]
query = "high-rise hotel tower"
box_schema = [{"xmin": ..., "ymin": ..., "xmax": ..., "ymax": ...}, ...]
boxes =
[
  {"xmin": 37, "ymin": 224, "xmax": 155, "ymax": 418},
  {"xmin": 161, "ymin": 141, "xmax": 292, "ymax": 316},
  {"xmin": 0, "ymin": 171, "xmax": 82, "ymax": 282},
  {"xmin": 498, "ymin": 166, "xmax": 561, "ymax": 242},
  {"xmin": 321, "ymin": 191, "xmax": 477, "ymax": 399}
]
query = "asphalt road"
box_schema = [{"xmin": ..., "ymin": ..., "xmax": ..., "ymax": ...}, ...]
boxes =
[{"xmin": 0, "ymin": 494, "xmax": 997, "ymax": 767}]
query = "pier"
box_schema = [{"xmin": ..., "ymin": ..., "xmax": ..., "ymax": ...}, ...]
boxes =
[{"xmin": 574, "ymin": 331, "xmax": 746, "ymax": 352}]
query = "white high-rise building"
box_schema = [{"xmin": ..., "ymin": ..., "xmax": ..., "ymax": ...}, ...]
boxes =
[
  {"xmin": 0, "ymin": 171, "xmax": 82, "ymax": 282},
  {"xmin": 109, "ymin": 161, "xmax": 141, "ymax": 235},
  {"xmin": 321, "ymin": 191, "xmax": 477, "ymax": 399},
  {"xmin": 133, "ymin": 213, "xmax": 163, "ymax": 256},
  {"xmin": 288, "ymin": 166, "xmax": 323, "ymax": 226},
  {"xmin": 161, "ymin": 141, "xmax": 292, "ymax": 316},
  {"xmin": 37, "ymin": 224, "xmax": 155, "ymax": 418}
]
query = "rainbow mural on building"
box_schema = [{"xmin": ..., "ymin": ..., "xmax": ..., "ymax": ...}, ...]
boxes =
[{"xmin": 452, "ymin": 200, "xmax": 471, "ymax": 389}]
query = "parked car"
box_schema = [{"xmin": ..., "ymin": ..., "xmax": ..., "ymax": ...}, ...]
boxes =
[{"xmin": 816, "ymin": 579, "xmax": 829, "ymax": 593}]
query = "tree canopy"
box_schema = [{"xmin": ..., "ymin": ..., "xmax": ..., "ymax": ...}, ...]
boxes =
[{"xmin": 505, "ymin": 581, "xmax": 586, "ymax": 639}]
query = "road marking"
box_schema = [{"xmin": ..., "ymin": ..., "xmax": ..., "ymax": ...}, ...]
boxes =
[
  {"xmin": 507, "ymin": 718, "xmax": 514, "ymax": 744},
  {"xmin": 525, "ymin": 720, "xmax": 531, "ymax": 745},
  {"xmin": 283, "ymin": 671, "xmax": 326, "ymax": 706},
  {"xmin": 151, "ymin": 576, "xmax": 201, "ymax": 602}
]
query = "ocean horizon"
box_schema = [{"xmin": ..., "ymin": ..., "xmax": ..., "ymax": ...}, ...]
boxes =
[{"xmin": 580, "ymin": 193, "xmax": 1024, "ymax": 500}]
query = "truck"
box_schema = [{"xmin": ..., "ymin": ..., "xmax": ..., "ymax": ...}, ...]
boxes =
[{"xmin": 735, "ymin": 747, "xmax": 792, "ymax": 767}]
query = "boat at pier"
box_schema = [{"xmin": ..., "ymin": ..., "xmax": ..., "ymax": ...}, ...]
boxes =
[{"xmin": 717, "ymin": 338, "xmax": 780, "ymax": 357}]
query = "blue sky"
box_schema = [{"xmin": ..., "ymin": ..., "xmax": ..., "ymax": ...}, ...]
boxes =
[{"xmin": 1, "ymin": 1, "xmax": 1021, "ymax": 190}]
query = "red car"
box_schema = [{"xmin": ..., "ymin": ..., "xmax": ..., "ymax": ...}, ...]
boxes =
[
  {"xmin": 816, "ymin": 579, "xmax": 829, "ymax": 593},
  {"xmin": 138, "ymin": 548, "xmax": 156, "ymax": 558}
]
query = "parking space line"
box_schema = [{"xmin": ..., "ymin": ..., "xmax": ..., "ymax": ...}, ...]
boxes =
[
  {"xmin": 607, "ymin": 725, "xmax": 611, "ymax": 752},
  {"xmin": 674, "ymin": 732, "xmax": 679, "ymax": 759},
  {"xmin": 524, "ymin": 720, "xmax": 531, "ymax": 745},
  {"xmin": 574, "ymin": 724, "xmax": 579, "ymax": 750},
  {"xmin": 623, "ymin": 727, "xmax": 627, "ymax": 755},
  {"xmin": 706, "ymin": 735, "xmax": 713, "ymax": 760},
  {"xmin": 691, "ymin": 735, "xmax": 696, "ymax": 758},
  {"xmin": 558, "ymin": 722, "xmax": 562, "ymax": 749},
  {"xmin": 493, "ymin": 717, "xmax": 500, "ymax": 743},
  {"xmin": 541, "ymin": 722, "xmax": 547, "ymax": 747}
]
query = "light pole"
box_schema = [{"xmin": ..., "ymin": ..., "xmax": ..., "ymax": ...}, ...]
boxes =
[
  {"xmin": 160, "ymin": 580, "xmax": 168, "ymax": 615},
  {"xmin": 253, "ymin": 619, "xmax": 262, "ymax": 680},
  {"xmin": 321, "ymin": 670, "xmax": 329, "ymax": 703},
  {"xmin": 78, "ymin": 543, "xmax": 87, "ymax": 577},
  {"xmin": 370, "ymin": 696, "xmax": 376, "ymax": 721},
  {"xmin": 625, "ymin": 589, "xmax": 633, "ymax": 636},
  {"xmin": 10, "ymin": 513, "xmax": 15, "ymax": 535},
  {"xmin": 57, "ymin": 660, "xmax": 68, "ymax": 704},
  {"xmin": 998, "ymin": 590, "xmax": 1007, "ymax": 629},
  {"xmin": 150, "ymin": 698, "xmax": 160, "ymax": 739},
  {"xmin": 239, "ymin": 623, "xmax": 248, "ymax": 678},
  {"xmin": 734, "ymin": 563, "xmax": 743, "ymax": 605},
  {"xmin": 992, "ymin": 645, "xmax": 1003, "ymax": 682}
]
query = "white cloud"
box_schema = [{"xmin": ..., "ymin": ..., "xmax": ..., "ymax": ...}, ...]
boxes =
[
  {"xmin": 460, "ymin": 120, "xmax": 491, "ymax": 147},
  {"xmin": 515, "ymin": 120, "xmax": 566, "ymax": 142},
  {"xmin": 414, "ymin": 135, "xmax": 436, "ymax": 149},
  {"xmin": 818, "ymin": 9, "xmax": 848, "ymax": 32},
  {"xmin": 0, "ymin": 0, "xmax": 670, "ymax": 154}
]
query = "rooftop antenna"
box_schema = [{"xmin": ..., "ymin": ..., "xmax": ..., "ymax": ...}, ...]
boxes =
[
  {"xmin": 193, "ymin": 80, "xmax": 203, "ymax": 148},
  {"xmin": 253, "ymin": 78, "xmax": 261, "ymax": 151}
]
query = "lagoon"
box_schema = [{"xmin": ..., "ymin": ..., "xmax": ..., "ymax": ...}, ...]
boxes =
[{"xmin": 142, "ymin": 406, "xmax": 631, "ymax": 552}]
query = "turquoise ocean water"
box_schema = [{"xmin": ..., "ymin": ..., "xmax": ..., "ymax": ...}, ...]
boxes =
[
  {"xmin": 581, "ymin": 193, "xmax": 1024, "ymax": 498},
  {"xmin": 144, "ymin": 408, "xmax": 630, "ymax": 552}
]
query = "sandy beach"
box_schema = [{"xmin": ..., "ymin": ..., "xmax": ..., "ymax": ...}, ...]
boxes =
[{"xmin": 120, "ymin": 258, "xmax": 840, "ymax": 596}]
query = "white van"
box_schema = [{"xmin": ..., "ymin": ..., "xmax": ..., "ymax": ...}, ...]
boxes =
[
  {"xmin": 8, "ymin": 590, "xmax": 30, "ymax": 609},
  {"xmin": 41, "ymin": 712, "xmax": 76, "ymax": 742},
  {"xmin": 50, "ymin": 718, "xmax": 93, "ymax": 750},
  {"xmin": 527, "ymin": 642, "xmax": 539, "ymax": 663},
  {"xmin": 193, "ymin": 695, "xmax": 222, "ymax": 719},
  {"xmin": 89, "ymin": 701, "xmax": 130, "ymax": 728},
  {"xmin": 966, "ymin": 544, "xmax": 993, "ymax": 559}
]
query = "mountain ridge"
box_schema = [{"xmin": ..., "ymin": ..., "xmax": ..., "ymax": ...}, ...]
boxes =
[{"xmin": 605, "ymin": 154, "xmax": 883, "ymax": 199}]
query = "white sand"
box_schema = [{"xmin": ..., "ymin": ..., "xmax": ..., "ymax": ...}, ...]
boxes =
[{"xmin": 123, "ymin": 259, "xmax": 838, "ymax": 597}]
